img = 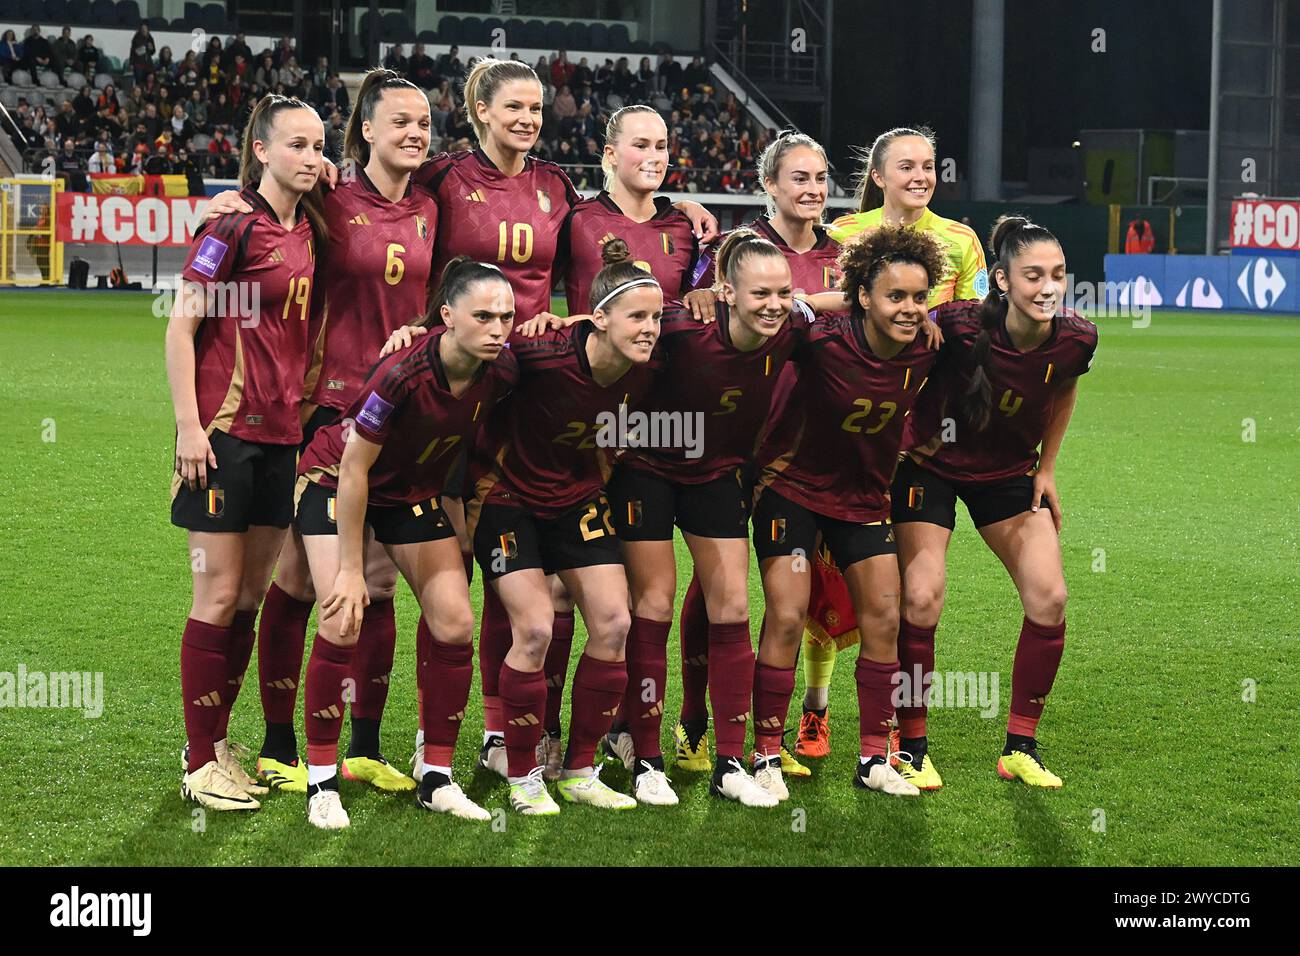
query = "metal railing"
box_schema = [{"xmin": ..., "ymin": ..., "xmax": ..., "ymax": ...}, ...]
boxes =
[{"xmin": 722, "ymin": 38, "xmax": 821, "ymax": 87}]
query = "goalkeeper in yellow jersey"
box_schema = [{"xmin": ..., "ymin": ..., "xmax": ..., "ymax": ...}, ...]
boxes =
[{"xmin": 792, "ymin": 127, "xmax": 987, "ymax": 784}]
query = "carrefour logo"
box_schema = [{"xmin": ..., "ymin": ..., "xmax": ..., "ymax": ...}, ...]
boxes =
[
  {"xmin": 1175, "ymin": 277, "xmax": 1223, "ymax": 309},
  {"xmin": 1236, "ymin": 258, "xmax": 1287, "ymax": 309}
]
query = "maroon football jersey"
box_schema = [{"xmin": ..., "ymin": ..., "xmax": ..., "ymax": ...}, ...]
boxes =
[
  {"xmin": 478, "ymin": 323, "xmax": 657, "ymax": 518},
  {"xmin": 298, "ymin": 328, "xmax": 518, "ymax": 506},
  {"xmin": 906, "ymin": 301, "xmax": 1098, "ymax": 483},
  {"xmin": 181, "ymin": 186, "xmax": 316, "ymax": 445},
  {"xmin": 622, "ymin": 300, "xmax": 814, "ymax": 483},
  {"xmin": 691, "ymin": 217, "xmax": 842, "ymax": 299},
  {"xmin": 758, "ymin": 315, "xmax": 939, "ymax": 522},
  {"xmin": 562, "ymin": 192, "xmax": 698, "ymax": 314},
  {"xmin": 303, "ymin": 169, "xmax": 439, "ymax": 413},
  {"xmin": 414, "ymin": 148, "xmax": 578, "ymax": 326}
]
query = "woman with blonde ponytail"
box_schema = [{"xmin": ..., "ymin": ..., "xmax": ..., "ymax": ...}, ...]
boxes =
[{"xmin": 890, "ymin": 215, "xmax": 1097, "ymax": 791}]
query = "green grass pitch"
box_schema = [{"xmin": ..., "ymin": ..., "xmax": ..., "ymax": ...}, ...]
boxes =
[{"xmin": 1, "ymin": 291, "xmax": 1297, "ymax": 866}]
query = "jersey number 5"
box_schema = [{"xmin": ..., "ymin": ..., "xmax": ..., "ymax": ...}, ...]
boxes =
[{"xmin": 840, "ymin": 398, "xmax": 898, "ymax": 434}]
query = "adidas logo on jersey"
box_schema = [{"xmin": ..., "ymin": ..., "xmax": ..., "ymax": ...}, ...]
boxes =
[
  {"xmin": 349, "ymin": 213, "xmax": 372, "ymax": 225},
  {"xmin": 465, "ymin": 189, "xmax": 486, "ymax": 203}
]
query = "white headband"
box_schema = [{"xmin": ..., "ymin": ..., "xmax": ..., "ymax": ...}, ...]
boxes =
[{"xmin": 593, "ymin": 276, "xmax": 660, "ymax": 313}]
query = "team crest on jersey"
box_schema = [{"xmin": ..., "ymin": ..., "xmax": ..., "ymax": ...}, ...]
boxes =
[
  {"xmin": 973, "ymin": 268, "xmax": 989, "ymax": 297},
  {"xmin": 537, "ymin": 190, "xmax": 552, "ymax": 214},
  {"xmin": 626, "ymin": 500, "xmax": 644, "ymax": 528},
  {"xmin": 207, "ymin": 486, "xmax": 225, "ymax": 517},
  {"xmin": 326, "ymin": 496, "xmax": 336, "ymax": 523},
  {"xmin": 415, "ymin": 214, "xmax": 428, "ymax": 240}
]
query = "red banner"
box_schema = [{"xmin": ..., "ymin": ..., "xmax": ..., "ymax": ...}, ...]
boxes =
[
  {"xmin": 56, "ymin": 193, "xmax": 210, "ymax": 247},
  {"xmin": 1231, "ymin": 199, "xmax": 1300, "ymax": 251}
]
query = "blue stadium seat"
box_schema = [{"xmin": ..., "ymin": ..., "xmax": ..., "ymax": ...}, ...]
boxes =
[
  {"xmin": 201, "ymin": 5, "xmax": 225, "ymax": 32},
  {"xmin": 90, "ymin": 0, "xmax": 115, "ymax": 25},
  {"xmin": 608, "ymin": 24, "xmax": 630, "ymax": 52},
  {"xmin": 438, "ymin": 15, "xmax": 461, "ymax": 45},
  {"xmin": 382, "ymin": 13, "xmax": 413, "ymax": 42},
  {"xmin": 46, "ymin": 0, "xmax": 69, "ymax": 20},
  {"xmin": 66, "ymin": 0, "xmax": 91, "ymax": 25},
  {"xmin": 565, "ymin": 22, "xmax": 590, "ymax": 50},
  {"xmin": 544, "ymin": 20, "xmax": 566, "ymax": 49},
  {"xmin": 18, "ymin": 0, "xmax": 46, "ymax": 21},
  {"xmin": 461, "ymin": 17, "xmax": 486, "ymax": 45},
  {"xmin": 589, "ymin": 23, "xmax": 608, "ymax": 50},
  {"xmin": 630, "ymin": 39, "xmax": 651, "ymax": 54},
  {"xmin": 184, "ymin": 2, "xmax": 201, "ymax": 21},
  {"xmin": 521, "ymin": 19, "xmax": 546, "ymax": 48},
  {"xmin": 170, "ymin": 18, "xmax": 188, "ymax": 30},
  {"xmin": 115, "ymin": 0, "xmax": 140, "ymax": 25},
  {"xmin": 417, "ymin": 30, "xmax": 438, "ymax": 43},
  {"xmin": 147, "ymin": 16, "xmax": 167, "ymax": 30}
]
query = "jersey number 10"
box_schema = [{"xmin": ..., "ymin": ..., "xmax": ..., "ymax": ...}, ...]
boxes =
[{"xmin": 497, "ymin": 222, "xmax": 534, "ymax": 264}]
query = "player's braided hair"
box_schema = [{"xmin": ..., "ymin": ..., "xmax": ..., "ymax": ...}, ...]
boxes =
[
  {"xmin": 713, "ymin": 227, "xmax": 785, "ymax": 288},
  {"xmin": 461, "ymin": 57, "xmax": 541, "ymax": 145},
  {"xmin": 421, "ymin": 255, "xmax": 510, "ymax": 328},
  {"xmin": 838, "ymin": 223, "xmax": 946, "ymax": 321},
  {"xmin": 757, "ymin": 129, "xmax": 827, "ymax": 219},
  {"xmin": 238, "ymin": 93, "xmax": 328, "ymax": 247},
  {"xmin": 852, "ymin": 126, "xmax": 937, "ymax": 213},
  {"xmin": 343, "ymin": 68, "xmax": 425, "ymax": 167},
  {"xmin": 962, "ymin": 214, "xmax": 1062, "ymax": 432},
  {"xmin": 601, "ymin": 104, "xmax": 663, "ymax": 191},
  {"xmin": 589, "ymin": 237, "xmax": 660, "ymax": 313}
]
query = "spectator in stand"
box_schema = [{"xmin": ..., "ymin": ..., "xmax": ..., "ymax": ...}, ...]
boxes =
[
  {"xmin": 593, "ymin": 58, "xmax": 613, "ymax": 102},
  {"xmin": 185, "ymin": 88, "xmax": 209, "ymax": 127},
  {"xmin": 697, "ymin": 87, "xmax": 719, "ymax": 121},
  {"xmin": 57, "ymin": 138, "xmax": 87, "ymax": 190},
  {"xmin": 324, "ymin": 109, "xmax": 345, "ymax": 160},
  {"xmin": 157, "ymin": 46, "xmax": 176, "ymax": 79},
  {"xmin": 272, "ymin": 36, "xmax": 296, "ymax": 67},
  {"xmin": 635, "ymin": 56, "xmax": 656, "ymax": 99},
  {"xmin": 23, "ymin": 25, "xmax": 53, "ymax": 74},
  {"xmin": 208, "ymin": 90, "xmax": 233, "ymax": 128},
  {"xmin": 683, "ymin": 54, "xmax": 708, "ymax": 92},
  {"xmin": 98, "ymin": 84, "xmax": 121, "ymax": 119},
  {"xmin": 129, "ymin": 23, "xmax": 155, "ymax": 83},
  {"xmin": 143, "ymin": 146, "xmax": 171, "ymax": 175},
  {"xmin": 552, "ymin": 84, "xmax": 577, "ymax": 122},
  {"xmin": 206, "ymin": 125, "xmax": 235, "ymax": 177},
  {"xmin": 308, "ymin": 55, "xmax": 331, "ymax": 93},
  {"xmin": 139, "ymin": 102, "xmax": 163, "ymax": 139},
  {"xmin": 88, "ymin": 140, "xmax": 115, "ymax": 174},
  {"xmin": 1, "ymin": 30, "xmax": 22, "ymax": 82},
  {"xmin": 76, "ymin": 34, "xmax": 100, "ymax": 77},
  {"xmin": 550, "ymin": 50, "xmax": 575, "ymax": 89},
  {"xmin": 382, "ymin": 43, "xmax": 408, "ymax": 74},
  {"xmin": 324, "ymin": 74, "xmax": 349, "ymax": 114},
  {"xmin": 203, "ymin": 36, "xmax": 225, "ymax": 86},
  {"xmin": 657, "ymin": 52, "xmax": 682, "ymax": 93},
  {"xmin": 409, "ymin": 43, "xmax": 437, "ymax": 88},
  {"xmin": 174, "ymin": 146, "xmax": 205, "ymax": 195},
  {"xmin": 225, "ymin": 33, "xmax": 253, "ymax": 70},
  {"xmin": 438, "ymin": 45, "xmax": 464, "ymax": 83},
  {"xmin": 254, "ymin": 53, "xmax": 279, "ymax": 89},
  {"xmin": 52, "ymin": 27, "xmax": 77, "ymax": 74},
  {"xmin": 573, "ymin": 56, "xmax": 593, "ymax": 89},
  {"xmin": 428, "ymin": 79, "xmax": 455, "ymax": 133},
  {"xmin": 611, "ymin": 57, "xmax": 635, "ymax": 102},
  {"xmin": 55, "ymin": 99, "xmax": 81, "ymax": 141},
  {"xmin": 169, "ymin": 103, "xmax": 195, "ymax": 148}
]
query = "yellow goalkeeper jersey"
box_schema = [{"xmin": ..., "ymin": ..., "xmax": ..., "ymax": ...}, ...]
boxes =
[{"xmin": 828, "ymin": 207, "xmax": 989, "ymax": 306}]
